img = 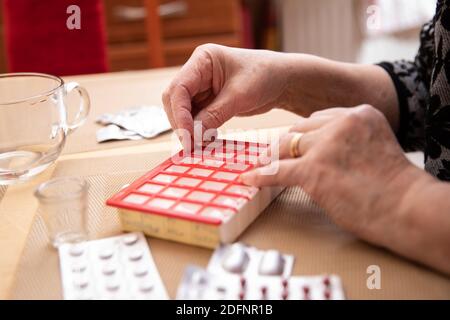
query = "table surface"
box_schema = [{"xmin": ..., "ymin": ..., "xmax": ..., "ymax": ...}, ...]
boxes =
[
  {"xmin": 0, "ymin": 68, "xmax": 301, "ymax": 299},
  {"xmin": 0, "ymin": 68, "xmax": 446, "ymax": 300}
]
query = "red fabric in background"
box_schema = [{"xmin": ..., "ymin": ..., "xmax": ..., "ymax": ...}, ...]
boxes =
[{"xmin": 2, "ymin": 0, "xmax": 108, "ymax": 76}]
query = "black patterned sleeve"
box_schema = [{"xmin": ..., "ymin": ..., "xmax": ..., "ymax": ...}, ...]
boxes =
[{"xmin": 377, "ymin": 20, "xmax": 434, "ymax": 152}]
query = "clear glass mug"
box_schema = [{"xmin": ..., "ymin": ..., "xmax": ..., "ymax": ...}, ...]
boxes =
[{"xmin": 0, "ymin": 73, "xmax": 90, "ymax": 185}]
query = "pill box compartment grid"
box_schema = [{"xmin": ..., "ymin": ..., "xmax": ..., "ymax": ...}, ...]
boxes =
[{"xmin": 107, "ymin": 140, "xmax": 267, "ymax": 226}]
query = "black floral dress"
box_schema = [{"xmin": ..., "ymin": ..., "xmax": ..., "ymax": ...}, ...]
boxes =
[{"xmin": 378, "ymin": 0, "xmax": 450, "ymax": 181}]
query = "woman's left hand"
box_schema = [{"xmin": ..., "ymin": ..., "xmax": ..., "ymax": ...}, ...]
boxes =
[{"xmin": 240, "ymin": 105, "xmax": 423, "ymax": 245}]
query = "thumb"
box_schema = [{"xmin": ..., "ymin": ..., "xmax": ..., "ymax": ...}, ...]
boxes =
[{"xmin": 239, "ymin": 158, "xmax": 305, "ymax": 187}]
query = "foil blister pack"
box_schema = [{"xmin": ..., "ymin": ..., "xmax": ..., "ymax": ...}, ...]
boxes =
[
  {"xmin": 177, "ymin": 266, "xmax": 345, "ymax": 300},
  {"xmin": 96, "ymin": 105, "xmax": 171, "ymax": 142},
  {"xmin": 58, "ymin": 232, "xmax": 168, "ymax": 300},
  {"xmin": 177, "ymin": 242, "xmax": 345, "ymax": 300},
  {"xmin": 207, "ymin": 243, "xmax": 294, "ymax": 278}
]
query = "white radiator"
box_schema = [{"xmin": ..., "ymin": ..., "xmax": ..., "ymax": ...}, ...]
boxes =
[{"xmin": 280, "ymin": 0, "xmax": 364, "ymax": 62}]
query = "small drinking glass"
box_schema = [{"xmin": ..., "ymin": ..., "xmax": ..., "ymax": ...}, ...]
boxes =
[{"xmin": 35, "ymin": 177, "xmax": 89, "ymax": 248}]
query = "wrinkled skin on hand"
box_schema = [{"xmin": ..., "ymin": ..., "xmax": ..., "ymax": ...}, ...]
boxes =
[
  {"xmin": 241, "ymin": 105, "xmax": 416, "ymax": 245},
  {"xmin": 162, "ymin": 44, "xmax": 294, "ymax": 146}
]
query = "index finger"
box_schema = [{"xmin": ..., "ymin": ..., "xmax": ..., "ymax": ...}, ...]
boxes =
[{"xmin": 164, "ymin": 47, "xmax": 216, "ymax": 137}]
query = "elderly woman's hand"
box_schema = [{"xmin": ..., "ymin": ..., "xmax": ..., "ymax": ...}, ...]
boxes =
[
  {"xmin": 240, "ymin": 105, "xmax": 423, "ymax": 245},
  {"xmin": 163, "ymin": 45, "xmax": 400, "ymax": 148},
  {"xmin": 162, "ymin": 44, "xmax": 295, "ymax": 146}
]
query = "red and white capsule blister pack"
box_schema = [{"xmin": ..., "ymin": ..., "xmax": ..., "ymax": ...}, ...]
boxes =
[
  {"xmin": 58, "ymin": 232, "xmax": 168, "ymax": 300},
  {"xmin": 107, "ymin": 139, "xmax": 284, "ymax": 248},
  {"xmin": 207, "ymin": 243, "xmax": 294, "ymax": 277},
  {"xmin": 177, "ymin": 266, "xmax": 345, "ymax": 300}
]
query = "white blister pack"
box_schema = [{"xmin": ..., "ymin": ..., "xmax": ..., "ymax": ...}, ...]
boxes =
[
  {"xmin": 177, "ymin": 266, "xmax": 345, "ymax": 300},
  {"xmin": 207, "ymin": 243, "xmax": 294, "ymax": 278},
  {"xmin": 58, "ymin": 232, "xmax": 168, "ymax": 300}
]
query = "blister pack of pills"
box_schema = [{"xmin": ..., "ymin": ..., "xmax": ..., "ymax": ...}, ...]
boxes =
[
  {"xmin": 177, "ymin": 266, "xmax": 345, "ymax": 300},
  {"xmin": 207, "ymin": 243, "xmax": 294, "ymax": 278},
  {"xmin": 58, "ymin": 232, "xmax": 169, "ymax": 300}
]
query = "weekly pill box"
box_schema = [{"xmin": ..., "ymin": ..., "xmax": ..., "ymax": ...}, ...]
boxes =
[
  {"xmin": 177, "ymin": 266, "xmax": 345, "ymax": 300},
  {"xmin": 58, "ymin": 232, "xmax": 168, "ymax": 300},
  {"xmin": 106, "ymin": 139, "xmax": 284, "ymax": 248}
]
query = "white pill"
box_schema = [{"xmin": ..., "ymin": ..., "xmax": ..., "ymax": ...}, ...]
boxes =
[
  {"xmin": 134, "ymin": 265, "xmax": 149, "ymax": 277},
  {"xmin": 139, "ymin": 279, "xmax": 155, "ymax": 293},
  {"xmin": 129, "ymin": 249, "xmax": 143, "ymax": 261},
  {"xmin": 69, "ymin": 244, "xmax": 85, "ymax": 257},
  {"xmin": 258, "ymin": 250, "xmax": 285, "ymax": 276},
  {"xmin": 71, "ymin": 261, "xmax": 87, "ymax": 273},
  {"xmin": 221, "ymin": 243, "xmax": 249, "ymax": 274},
  {"xmin": 122, "ymin": 233, "xmax": 139, "ymax": 246},
  {"xmin": 73, "ymin": 275, "xmax": 89, "ymax": 290},
  {"xmin": 99, "ymin": 247, "xmax": 114, "ymax": 260},
  {"xmin": 105, "ymin": 280, "xmax": 120, "ymax": 292},
  {"xmin": 102, "ymin": 263, "xmax": 117, "ymax": 276}
]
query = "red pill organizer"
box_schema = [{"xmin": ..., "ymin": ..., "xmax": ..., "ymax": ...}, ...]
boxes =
[{"xmin": 106, "ymin": 139, "xmax": 284, "ymax": 248}]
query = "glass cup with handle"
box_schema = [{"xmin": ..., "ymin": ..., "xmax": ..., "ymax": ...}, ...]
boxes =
[{"xmin": 0, "ymin": 73, "xmax": 90, "ymax": 185}]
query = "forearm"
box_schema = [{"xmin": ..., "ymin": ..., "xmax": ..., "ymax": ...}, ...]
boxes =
[
  {"xmin": 379, "ymin": 166, "xmax": 450, "ymax": 275},
  {"xmin": 279, "ymin": 54, "xmax": 400, "ymax": 131}
]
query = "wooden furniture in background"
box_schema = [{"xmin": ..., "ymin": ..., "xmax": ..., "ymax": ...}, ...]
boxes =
[
  {"xmin": 105, "ymin": 0, "xmax": 242, "ymax": 71},
  {"xmin": 145, "ymin": 0, "xmax": 165, "ymax": 67},
  {"xmin": 0, "ymin": 0, "xmax": 242, "ymax": 73}
]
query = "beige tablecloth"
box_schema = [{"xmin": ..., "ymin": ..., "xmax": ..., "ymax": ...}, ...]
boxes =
[{"xmin": 10, "ymin": 151, "xmax": 450, "ymax": 299}]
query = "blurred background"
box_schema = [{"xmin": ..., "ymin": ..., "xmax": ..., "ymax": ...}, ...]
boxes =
[{"xmin": 0, "ymin": 0, "xmax": 437, "ymax": 76}]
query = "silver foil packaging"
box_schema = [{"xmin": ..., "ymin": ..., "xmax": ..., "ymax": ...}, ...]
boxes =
[
  {"xmin": 96, "ymin": 105, "xmax": 171, "ymax": 142},
  {"xmin": 207, "ymin": 243, "xmax": 294, "ymax": 278}
]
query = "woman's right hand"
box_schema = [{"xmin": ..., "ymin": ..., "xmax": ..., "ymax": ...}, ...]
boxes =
[
  {"xmin": 162, "ymin": 44, "xmax": 295, "ymax": 146},
  {"xmin": 162, "ymin": 43, "xmax": 400, "ymax": 146}
]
